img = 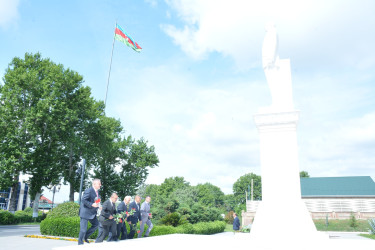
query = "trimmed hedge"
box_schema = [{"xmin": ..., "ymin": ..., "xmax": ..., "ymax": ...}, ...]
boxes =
[
  {"xmin": 40, "ymin": 216, "xmax": 226, "ymax": 238},
  {"xmin": 46, "ymin": 202, "xmax": 80, "ymax": 219},
  {"xmin": 0, "ymin": 209, "xmax": 46, "ymax": 225}
]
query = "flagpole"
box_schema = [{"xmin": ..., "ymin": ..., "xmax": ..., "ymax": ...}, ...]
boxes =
[{"xmin": 105, "ymin": 21, "xmax": 117, "ymax": 110}]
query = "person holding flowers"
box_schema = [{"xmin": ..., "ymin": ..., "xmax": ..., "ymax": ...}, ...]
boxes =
[
  {"xmin": 127, "ymin": 195, "xmax": 142, "ymax": 239},
  {"xmin": 138, "ymin": 196, "xmax": 153, "ymax": 238},
  {"xmin": 116, "ymin": 195, "xmax": 131, "ymax": 240},
  {"xmin": 78, "ymin": 179, "xmax": 101, "ymax": 245},
  {"xmin": 95, "ymin": 193, "xmax": 119, "ymax": 243}
]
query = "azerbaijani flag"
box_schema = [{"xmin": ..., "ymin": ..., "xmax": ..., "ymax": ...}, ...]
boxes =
[{"xmin": 114, "ymin": 24, "xmax": 142, "ymax": 52}]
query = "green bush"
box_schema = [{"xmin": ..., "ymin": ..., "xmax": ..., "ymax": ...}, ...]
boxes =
[
  {"xmin": 0, "ymin": 208, "xmax": 45, "ymax": 224},
  {"xmin": 149, "ymin": 225, "xmax": 177, "ymax": 236},
  {"xmin": 224, "ymin": 211, "xmax": 234, "ymax": 224},
  {"xmin": 14, "ymin": 210, "xmax": 32, "ymax": 223},
  {"xmin": 0, "ymin": 210, "xmax": 17, "ymax": 225},
  {"xmin": 47, "ymin": 202, "xmax": 80, "ymax": 219},
  {"xmin": 40, "ymin": 216, "xmax": 98, "ymax": 239},
  {"xmin": 40, "ymin": 218, "xmax": 225, "ymax": 238},
  {"xmin": 160, "ymin": 212, "xmax": 187, "ymax": 227}
]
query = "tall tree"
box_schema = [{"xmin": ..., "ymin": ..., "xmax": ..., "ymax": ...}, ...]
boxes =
[
  {"xmin": 233, "ymin": 172, "xmax": 262, "ymax": 204},
  {"xmin": 0, "ymin": 53, "xmax": 61, "ymax": 212},
  {"xmin": 90, "ymin": 116, "xmax": 124, "ymax": 201},
  {"xmin": 196, "ymin": 183, "xmax": 225, "ymax": 208},
  {"xmin": 117, "ymin": 137, "xmax": 159, "ymax": 198}
]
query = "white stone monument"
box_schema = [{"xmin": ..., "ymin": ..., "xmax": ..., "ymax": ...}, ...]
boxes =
[{"xmin": 250, "ymin": 22, "xmax": 324, "ymax": 245}]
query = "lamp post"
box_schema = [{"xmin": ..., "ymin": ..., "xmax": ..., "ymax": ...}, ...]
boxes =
[
  {"xmin": 77, "ymin": 159, "xmax": 86, "ymax": 204},
  {"xmin": 47, "ymin": 183, "xmax": 61, "ymax": 211}
]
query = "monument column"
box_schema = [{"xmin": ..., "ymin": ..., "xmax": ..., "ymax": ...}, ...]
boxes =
[{"xmin": 249, "ymin": 23, "xmax": 324, "ymax": 244}]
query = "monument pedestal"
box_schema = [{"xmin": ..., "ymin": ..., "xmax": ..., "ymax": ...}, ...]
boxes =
[{"xmin": 250, "ymin": 111, "xmax": 325, "ymax": 245}]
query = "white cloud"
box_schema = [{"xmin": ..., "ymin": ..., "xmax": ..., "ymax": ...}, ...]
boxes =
[
  {"xmin": 0, "ymin": 0, "xmax": 20, "ymax": 29},
  {"xmin": 163, "ymin": 0, "xmax": 375, "ymax": 71}
]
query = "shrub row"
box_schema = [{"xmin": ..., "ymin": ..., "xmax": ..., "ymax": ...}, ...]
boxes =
[
  {"xmin": 40, "ymin": 216, "xmax": 226, "ymax": 238},
  {"xmin": 0, "ymin": 209, "xmax": 46, "ymax": 225}
]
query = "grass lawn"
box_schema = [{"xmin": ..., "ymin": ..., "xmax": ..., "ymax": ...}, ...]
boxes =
[
  {"xmin": 359, "ymin": 234, "xmax": 375, "ymax": 240},
  {"xmin": 314, "ymin": 219, "xmax": 370, "ymax": 232},
  {"xmin": 224, "ymin": 223, "xmax": 234, "ymax": 232}
]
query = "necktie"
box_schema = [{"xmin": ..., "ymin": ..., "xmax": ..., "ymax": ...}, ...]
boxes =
[{"xmin": 95, "ymin": 190, "xmax": 98, "ymax": 197}]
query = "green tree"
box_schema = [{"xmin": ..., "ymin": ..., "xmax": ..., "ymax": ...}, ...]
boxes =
[
  {"xmin": 233, "ymin": 173, "xmax": 262, "ymax": 205},
  {"xmin": 196, "ymin": 183, "xmax": 225, "ymax": 208},
  {"xmin": 223, "ymin": 194, "xmax": 237, "ymax": 212},
  {"xmin": 90, "ymin": 116, "xmax": 125, "ymax": 201},
  {"xmin": 117, "ymin": 137, "xmax": 159, "ymax": 198},
  {"xmin": 300, "ymin": 171, "xmax": 310, "ymax": 178},
  {"xmin": 0, "ymin": 53, "xmax": 62, "ymax": 212},
  {"xmin": 158, "ymin": 177, "xmax": 190, "ymax": 197}
]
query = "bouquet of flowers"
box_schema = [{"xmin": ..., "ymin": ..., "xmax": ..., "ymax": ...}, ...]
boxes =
[
  {"xmin": 95, "ymin": 197, "xmax": 101, "ymax": 204},
  {"xmin": 126, "ymin": 208, "xmax": 136, "ymax": 217},
  {"xmin": 113, "ymin": 211, "xmax": 127, "ymax": 224}
]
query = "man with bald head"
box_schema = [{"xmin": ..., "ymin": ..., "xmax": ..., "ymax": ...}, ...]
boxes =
[
  {"xmin": 127, "ymin": 195, "xmax": 141, "ymax": 239},
  {"xmin": 96, "ymin": 193, "xmax": 119, "ymax": 243}
]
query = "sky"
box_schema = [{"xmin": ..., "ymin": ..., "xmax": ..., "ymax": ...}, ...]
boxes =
[{"xmin": 0, "ymin": 0, "xmax": 374, "ymax": 203}]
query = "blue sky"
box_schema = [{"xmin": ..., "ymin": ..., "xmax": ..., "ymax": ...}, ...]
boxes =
[{"xmin": 1, "ymin": 0, "xmax": 374, "ymax": 202}]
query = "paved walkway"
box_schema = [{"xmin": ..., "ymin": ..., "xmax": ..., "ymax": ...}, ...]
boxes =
[{"xmin": 1, "ymin": 231, "xmax": 372, "ymax": 250}]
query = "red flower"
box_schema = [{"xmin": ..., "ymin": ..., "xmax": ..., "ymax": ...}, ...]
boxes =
[
  {"xmin": 95, "ymin": 198, "xmax": 101, "ymax": 204},
  {"xmin": 132, "ymin": 208, "xmax": 135, "ymax": 210},
  {"xmin": 119, "ymin": 219, "xmax": 122, "ymax": 223},
  {"xmin": 126, "ymin": 212, "xmax": 129, "ymax": 215},
  {"xmin": 137, "ymin": 230, "xmax": 141, "ymax": 234}
]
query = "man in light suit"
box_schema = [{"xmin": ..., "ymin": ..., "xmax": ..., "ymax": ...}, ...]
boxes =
[
  {"xmin": 138, "ymin": 196, "xmax": 153, "ymax": 238},
  {"xmin": 78, "ymin": 179, "xmax": 101, "ymax": 245},
  {"xmin": 95, "ymin": 192, "xmax": 119, "ymax": 243},
  {"xmin": 127, "ymin": 195, "xmax": 141, "ymax": 239},
  {"xmin": 116, "ymin": 195, "xmax": 131, "ymax": 240},
  {"xmin": 233, "ymin": 213, "xmax": 241, "ymax": 231}
]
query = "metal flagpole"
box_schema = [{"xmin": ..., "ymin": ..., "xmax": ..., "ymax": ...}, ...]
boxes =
[{"xmin": 104, "ymin": 21, "xmax": 117, "ymax": 110}]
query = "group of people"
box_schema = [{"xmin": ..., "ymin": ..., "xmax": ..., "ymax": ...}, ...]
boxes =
[{"xmin": 78, "ymin": 179, "xmax": 153, "ymax": 245}]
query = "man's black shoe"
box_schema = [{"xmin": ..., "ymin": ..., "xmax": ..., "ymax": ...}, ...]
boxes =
[{"xmin": 84, "ymin": 239, "xmax": 90, "ymax": 243}]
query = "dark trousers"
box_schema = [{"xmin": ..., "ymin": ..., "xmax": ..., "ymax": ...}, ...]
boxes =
[
  {"xmin": 127, "ymin": 221, "xmax": 137, "ymax": 239},
  {"xmin": 96, "ymin": 221, "xmax": 117, "ymax": 243},
  {"xmin": 78, "ymin": 216, "xmax": 99, "ymax": 245},
  {"xmin": 117, "ymin": 222, "xmax": 128, "ymax": 240}
]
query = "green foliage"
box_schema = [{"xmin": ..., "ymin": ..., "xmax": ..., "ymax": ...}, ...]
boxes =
[
  {"xmin": 300, "ymin": 171, "xmax": 310, "ymax": 178},
  {"xmin": 0, "ymin": 210, "xmax": 17, "ymax": 225},
  {"xmin": 46, "ymin": 202, "xmax": 80, "ymax": 219},
  {"xmin": 40, "ymin": 217, "xmax": 98, "ymax": 238},
  {"xmin": 349, "ymin": 213, "xmax": 359, "ymax": 228},
  {"xmin": 314, "ymin": 219, "xmax": 370, "ymax": 232},
  {"xmin": 188, "ymin": 203, "xmax": 223, "ymax": 224},
  {"xmin": 160, "ymin": 212, "xmax": 187, "ymax": 227},
  {"xmin": 233, "ymin": 173, "xmax": 262, "ymax": 205},
  {"xmin": 0, "ymin": 209, "xmax": 45, "ymax": 224},
  {"xmin": 368, "ymin": 218, "xmax": 375, "ymax": 234},
  {"xmin": 196, "ymin": 183, "xmax": 225, "ymax": 208},
  {"xmin": 224, "ymin": 211, "xmax": 234, "ymax": 224},
  {"xmin": 40, "ymin": 216, "xmax": 225, "ymax": 238}
]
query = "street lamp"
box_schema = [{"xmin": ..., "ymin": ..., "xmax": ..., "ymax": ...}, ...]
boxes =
[
  {"xmin": 47, "ymin": 183, "xmax": 61, "ymax": 210},
  {"xmin": 77, "ymin": 159, "xmax": 86, "ymax": 204}
]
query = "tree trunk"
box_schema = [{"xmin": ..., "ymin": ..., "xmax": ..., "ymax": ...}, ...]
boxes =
[
  {"xmin": 8, "ymin": 176, "xmax": 19, "ymax": 213},
  {"xmin": 32, "ymin": 192, "xmax": 41, "ymax": 218},
  {"xmin": 69, "ymin": 183, "xmax": 75, "ymax": 202},
  {"xmin": 69, "ymin": 145, "xmax": 74, "ymax": 202}
]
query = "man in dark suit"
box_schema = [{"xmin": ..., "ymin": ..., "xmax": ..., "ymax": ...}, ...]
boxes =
[
  {"xmin": 78, "ymin": 179, "xmax": 101, "ymax": 245},
  {"xmin": 127, "ymin": 195, "xmax": 141, "ymax": 239},
  {"xmin": 233, "ymin": 213, "xmax": 241, "ymax": 231},
  {"xmin": 95, "ymin": 192, "xmax": 119, "ymax": 243},
  {"xmin": 116, "ymin": 195, "xmax": 131, "ymax": 240}
]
